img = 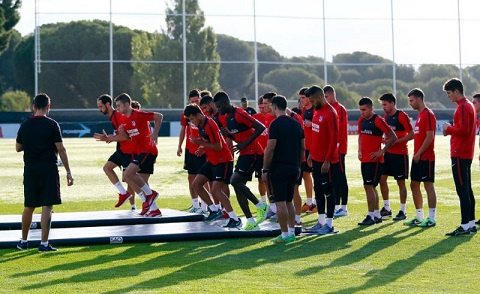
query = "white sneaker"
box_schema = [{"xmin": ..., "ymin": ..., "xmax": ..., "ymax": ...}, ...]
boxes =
[{"xmin": 334, "ymin": 208, "xmax": 349, "ymax": 217}]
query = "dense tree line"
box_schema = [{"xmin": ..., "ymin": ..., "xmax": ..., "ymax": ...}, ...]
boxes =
[{"xmin": 1, "ymin": 0, "xmax": 480, "ymax": 110}]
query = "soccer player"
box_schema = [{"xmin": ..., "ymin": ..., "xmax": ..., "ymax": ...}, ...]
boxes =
[
  {"xmin": 299, "ymin": 87, "xmax": 316, "ymax": 214},
  {"xmin": 215, "ymin": 91, "xmax": 269, "ymax": 231},
  {"xmin": 405, "ymin": 88, "xmax": 437, "ymax": 228},
  {"xmin": 252, "ymin": 96, "xmax": 269, "ymax": 204},
  {"xmin": 303, "ymin": 86, "xmax": 340, "ymax": 234},
  {"xmin": 240, "ymin": 97, "xmax": 257, "ymax": 116},
  {"xmin": 96, "ymin": 94, "xmax": 136, "ymax": 210},
  {"xmin": 324, "ymin": 85, "xmax": 349, "ymax": 217},
  {"xmin": 472, "ymin": 93, "xmax": 480, "ymax": 167},
  {"xmin": 442, "ymin": 78, "xmax": 477, "ymax": 236},
  {"xmin": 357, "ymin": 97, "xmax": 397, "ymax": 226},
  {"xmin": 183, "ymin": 103, "xmax": 241, "ymax": 227},
  {"xmin": 262, "ymin": 95, "xmax": 304, "ymax": 243},
  {"xmin": 16, "ymin": 93, "xmax": 74, "ymax": 252},
  {"xmin": 378, "ymin": 93, "xmax": 414, "ymax": 221},
  {"xmin": 113, "ymin": 93, "xmax": 163, "ymax": 217},
  {"xmin": 177, "ymin": 89, "xmax": 208, "ymax": 213}
]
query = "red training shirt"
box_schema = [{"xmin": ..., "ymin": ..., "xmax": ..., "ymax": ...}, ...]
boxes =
[
  {"xmin": 310, "ymin": 103, "xmax": 339, "ymax": 163},
  {"xmin": 198, "ymin": 117, "xmax": 233, "ymax": 165},
  {"xmin": 414, "ymin": 108, "xmax": 436, "ymax": 161},
  {"xmin": 445, "ymin": 97, "xmax": 476, "ymax": 160},
  {"xmin": 358, "ymin": 114, "xmax": 393, "ymax": 163},
  {"xmin": 330, "ymin": 101, "xmax": 348, "ymax": 155}
]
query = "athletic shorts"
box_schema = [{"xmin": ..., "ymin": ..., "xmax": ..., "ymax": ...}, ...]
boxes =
[
  {"xmin": 198, "ymin": 161, "xmax": 233, "ymax": 184},
  {"xmin": 23, "ymin": 164, "xmax": 61, "ymax": 207},
  {"xmin": 266, "ymin": 165, "xmax": 299, "ymax": 202},
  {"xmin": 382, "ymin": 152, "xmax": 409, "ymax": 180},
  {"xmin": 108, "ymin": 149, "xmax": 123, "ymax": 167},
  {"xmin": 410, "ymin": 160, "xmax": 435, "ymax": 182},
  {"xmin": 254, "ymin": 155, "xmax": 264, "ymax": 179},
  {"xmin": 361, "ymin": 162, "xmax": 383, "ymax": 187},
  {"xmin": 184, "ymin": 149, "xmax": 207, "ymax": 175},
  {"xmin": 301, "ymin": 149, "xmax": 313, "ymax": 173},
  {"xmin": 235, "ymin": 154, "xmax": 262, "ymax": 181},
  {"xmin": 131, "ymin": 153, "xmax": 157, "ymax": 175}
]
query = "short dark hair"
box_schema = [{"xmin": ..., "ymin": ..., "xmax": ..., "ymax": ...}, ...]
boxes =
[
  {"xmin": 183, "ymin": 103, "xmax": 203, "ymax": 117},
  {"xmin": 323, "ymin": 85, "xmax": 335, "ymax": 94},
  {"xmin": 473, "ymin": 93, "xmax": 480, "ymax": 100},
  {"xmin": 114, "ymin": 93, "xmax": 132, "ymax": 104},
  {"xmin": 379, "ymin": 93, "xmax": 396, "ymax": 104},
  {"xmin": 257, "ymin": 97, "xmax": 264, "ymax": 104},
  {"xmin": 240, "ymin": 97, "xmax": 247, "ymax": 102},
  {"xmin": 359, "ymin": 97, "xmax": 373, "ymax": 107},
  {"xmin": 407, "ymin": 88, "xmax": 425, "ymax": 100},
  {"xmin": 33, "ymin": 93, "xmax": 50, "ymax": 109},
  {"xmin": 200, "ymin": 95, "xmax": 213, "ymax": 106},
  {"xmin": 443, "ymin": 78, "xmax": 464, "ymax": 94},
  {"xmin": 131, "ymin": 100, "xmax": 141, "ymax": 109},
  {"xmin": 188, "ymin": 89, "xmax": 200, "ymax": 98},
  {"xmin": 298, "ymin": 87, "xmax": 308, "ymax": 95},
  {"xmin": 271, "ymin": 95, "xmax": 287, "ymax": 111},
  {"xmin": 213, "ymin": 91, "xmax": 230, "ymax": 103},
  {"xmin": 305, "ymin": 85, "xmax": 323, "ymax": 98},
  {"xmin": 97, "ymin": 94, "xmax": 112, "ymax": 106},
  {"xmin": 200, "ymin": 90, "xmax": 211, "ymax": 97},
  {"xmin": 262, "ymin": 92, "xmax": 277, "ymax": 101}
]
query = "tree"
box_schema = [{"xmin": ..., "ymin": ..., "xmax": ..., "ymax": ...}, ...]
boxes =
[
  {"xmin": 0, "ymin": 28, "xmax": 20, "ymax": 94},
  {"xmin": 263, "ymin": 67, "xmax": 322, "ymax": 99},
  {"xmin": 0, "ymin": 0, "xmax": 21, "ymax": 55},
  {"xmin": 0, "ymin": 90, "xmax": 30, "ymax": 111}
]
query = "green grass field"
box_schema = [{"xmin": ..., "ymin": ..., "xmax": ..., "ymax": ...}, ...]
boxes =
[{"xmin": 1, "ymin": 136, "xmax": 480, "ymax": 293}]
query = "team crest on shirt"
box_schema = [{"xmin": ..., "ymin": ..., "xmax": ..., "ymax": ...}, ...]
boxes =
[
  {"xmin": 131, "ymin": 120, "xmax": 136, "ymax": 127},
  {"xmin": 319, "ymin": 116, "xmax": 323, "ymax": 122}
]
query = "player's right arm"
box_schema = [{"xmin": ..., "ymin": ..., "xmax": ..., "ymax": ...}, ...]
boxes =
[
  {"xmin": 177, "ymin": 125, "xmax": 186, "ymax": 156},
  {"xmin": 55, "ymin": 142, "xmax": 74, "ymax": 186}
]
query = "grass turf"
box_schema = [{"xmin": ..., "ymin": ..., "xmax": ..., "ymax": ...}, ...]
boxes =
[{"xmin": 1, "ymin": 136, "xmax": 479, "ymax": 293}]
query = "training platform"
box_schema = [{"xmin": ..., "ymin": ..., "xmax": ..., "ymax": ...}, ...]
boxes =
[
  {"xmin": 0, "ymin": 218, "xmax": 294, "ymax": 249},
  {"xmin": 0, "ymin": 209, "xmax": 204, "ymax": 230}
]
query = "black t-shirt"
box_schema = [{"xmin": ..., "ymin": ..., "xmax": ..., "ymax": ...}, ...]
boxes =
[
  {"xmin": 245, "ymin": 107, "xmax": 257, "ymax": 116},
  {"xmin": 268, "ymin": 115, "xmax": 304, "ymax": 169},
  {"xmin": 16, "ymin": 115, "xmax": 63, "ymax": 167}
]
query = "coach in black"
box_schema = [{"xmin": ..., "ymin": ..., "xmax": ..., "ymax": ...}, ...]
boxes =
[
  {"xmin": 262, "ymin": 95, "xmax": 305, "ymax": 244},
  {"xmin": 16, "ymin": 93, "xmax": 74, "ymax": 252}
]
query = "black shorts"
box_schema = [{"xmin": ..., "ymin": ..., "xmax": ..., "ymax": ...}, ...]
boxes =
[
  {"xmin": 254, "ymin": 155, "xmax": 264, "ymax": 179},
  {"xmin": 198, "ymin": 161, "xmax": 233, "ymax": 184},
  {"xmin": 235, "ymin": 154, "xmax": 262, "ymax": 181},
  {"xmin": 108, "ymin": 149, "xmax": 123, "ymax": 167},
  {"xmin": 411, "ymin": 160, "xmax": 435, "ymax": 182},
  {"xmin": 361, "ymin": 162, "xmax": 383, "ymax": 187},
  {"xmin": 23, "ymin": 164, "xmax": 61, "ymax": 207},
  {"xmin": 301, "ymin": 150, "xmax": 313, "ymax": 173},
  {"xmin": 131, "ymin": 153, "xmax": 157, "ymax": 175},
  {"xmin": 382, "ymin": 152, "xmax": 409, "ymax": 180},
  {"xmin": 184, "ymin": 150, "xmax": 207, "ymax": 175},
  {"xmin": 266, "ymin": 165, "xmax": 299, "ymax": 202}
]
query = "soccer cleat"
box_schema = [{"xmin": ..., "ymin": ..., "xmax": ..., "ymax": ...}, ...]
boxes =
[
  {"xmin": 145, "ymin": 209, "xmax": 162, "ymax": 218},
  {"xmin": 139, "ymin": 202, "xmax": 150, "ymax": 216},
  {"xmin": 476, "ymin": 219, "xmax": 480, "ymax": 225},
  {"xmin": 204, "ymin": 209, "xmax": 223, "ymax": 222},
  {"xmin": 114, "ymin": 192, "xmax": 132, "ymax": 208},
  {"xmin": 224, "ymin": 218, "xmax": 242, "ymax": 228},
  {"xmin": 374, "ymin": 217, "xmax": 383, "ymax": 224},
  {"xmin": 358, "ymin": 215, "xmax": 375, "ymax": 226},
  {"xmin": 469, "ymin": 226, "xmax": 477, "ymax": 234},
  {"xmin": 404, "ymin": 217, "xmax": 422, "ymax": 226},
  {"xmin": 393, "ymin": 210, "xmax": 407, "ymax": 221},
  {"xmin": 271, "ymin": 234, "xmax": 296, "ymax": 244},
  {"xmin": 255, "ymin": 203, "xmax": 268, "ymax": 224},
  {"xmin": 445, "ymin": 226, "xmax": 470, "ymax": 236},
  {"xmin": 243, "ymin": 221, "xmax": 259, "ymax": 231},
  {"xmin": 266, "ymin": 209, "xmax": 278, "ymax": 221},
  {"xmin": 306, "ymin": 204, "xmax": 318, "ymax": 214},
  {"xmin": 317, "ymin": 224, "xmax": 335, "ymax": 235},
  {"xmin": 144, "ymin": 190, "xmax": 159, "ymax": 207},
  {"xmin": 38, "ymin": 244, "xmax": 58, "ymax": 252},
  {"xmin": 380, "ymin": 207, "xmax": 392, "ymax": 218},
  {"xmin": 188, "ymin": 207, "xmax": 203, "ymax": 214},
  {"xmin": 303, "ymin": 221, "xmax": 323, "ymax": 233},
  {"xmin": 16, "ymin": 241, "xmax": 28, "ymax": 250},
  {"xmin": 334, "ymin": 208, "xmax": 349, "ymax": 218},
  {"xmin": 301, "ymin": 202, "xmax": 311, "ymax": 213},
  {"xmin": 417, "ymin": 217, "xmax": 436, "ymax": 228},
  {"xmin": 295, "ymin": 221, "xmax": 303, "ymax": 227}
]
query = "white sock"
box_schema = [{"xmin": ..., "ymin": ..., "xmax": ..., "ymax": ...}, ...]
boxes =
[
  {"xmin": 416, "ymin": 208, "xmax": 424, "ymax": 221},
  {"xmin": 20, "ymin": 239, "xmax": 27, "ymax": 243},
  {"xmin": 270, "ymin": 203, "xmax": 277, "ymax": 213},
  {"xmin": 201, "ymin": 201, "xmax": 208, "ymax": 212},
  {"xmin": 216, "ymin": 204, "xmax": 222, "ymax": 210},
  {"xmin": 247, "ymin": 217, "xmax": 256, "ymax": 224},
  {"xmin": 469, "ymin": 220, "xmax": 475, "ymax": 228},
  {"xmin": 461, "ymin": 223, "xmax": 469, "ymax": 230},
  {"xmin": 306, "ymin": 198, "xmax": 313, "ymax": 205},
  {"xmin": 374, "ymin": 210, "xmax": 381, "ymax": 218},
  {"xmin": 114, "ymin": 182, "xmax": 127, "ymax": 194},
  {"xmin": 281, "ymin": 232, "xmax": 289, "ymax": 238},
  {"xmin": 227, "ymin": 211, "xmax": 238, "ymax": 221},
  {"xmin": 140, "ymin": 184, "xmax": 152, "ymax": 195},
  {"xmin": 138, "ymin": 192, "xmax": 146, "ymax": 202},
  {"xmin": 192, "ymin": 198, "xmax": 199, "ymax": 209},
  {"xmin": 150, "ymin": 202, "xmax": 158, "ymax": 210},
  {"xmin": 295, "ymin": 215, "xmax": 301, "ymax": 223},
  {"xmin": 255, "ymin": 202, "xmax": 265, "ymax": 208},
  {"xmin": 368, "ymin": 211, "xmax": 374, "ymax": 219},
  {"xmin": 326, "ymin": 218, "xmax": 333, "ymax": 227},
  {"xmin": 40, "ymin": 241, "xmax": 48, "ymax": 246},
  {"xmin": 383, "ymin": 200, "xmax": 391, "ymax": 211},
  {"xmin": 131, "ymin": 204, "xmax": 136, "ymax": 210},
  {"xmin": 261, "ymin": 195, "xmax": 267, "ymax": 202},
  {"xmin": 208, "ymin": 204, "xmax": 218, "ymax": 212},
  {"xmin": 428, "ymin": 208, "xmax": 436, "ymax": 221},
  {"xmin": 341, "ymin": 205, "xmax": 347, "ymax": 211},
  {"xmin": 335, "ymin": 205, "xmax": 340, "ymax": 211},
  {"xmin": 288, "ymin": 227, "xmax": 295, "ymax": 236},
  {"xmin": 400, "ymin": 203, "xmax": 406, "ymax": 213},
  {"xmin": 317, "ymin": 214, "xmax": 325, "ymax": 225}
]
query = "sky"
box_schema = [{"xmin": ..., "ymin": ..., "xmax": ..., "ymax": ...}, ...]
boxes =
[{"xmin": 15, "ymin": 0, "xmax": 480, "ymax": 66}]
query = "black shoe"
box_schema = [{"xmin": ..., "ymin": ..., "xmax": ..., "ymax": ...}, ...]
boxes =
[
  {"xmin": 204, "ymin": 209, "xmax": 223, "ymax": 222},
  {"xmin": 374, "ymin": 217, "xmax": 383, "ymax": 224},
  {"xmin": 380, "ymin": 207, "xmax": 392, "ymax": 218},
  {"xmin": 476, "ymin": 219, "xmax": 480, "ymax": 225},
  {"xmin": 16, "ymin": 240, "xmax": 28, "ymax": 250},
  {"xmin": 38, "ymin": 244, "xmax": 58, "ymax": 252},
  {"xmin": 446, "ymin": 226, "xmax": 470, "ymax": 236},
  {"xmin": 223, "ymin": 218, "xmax": 242, "ymax": 228},
  {"xmin": 393, "ymin": 210, "xmax": 407, "ymax": 221},
  {"xmin": 358, "ymin": 215, "xmax": 375, "ymax": 226},
  {"xmin": 469, "ymin": 226, "xmax": 477, "ymax": 234}
]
